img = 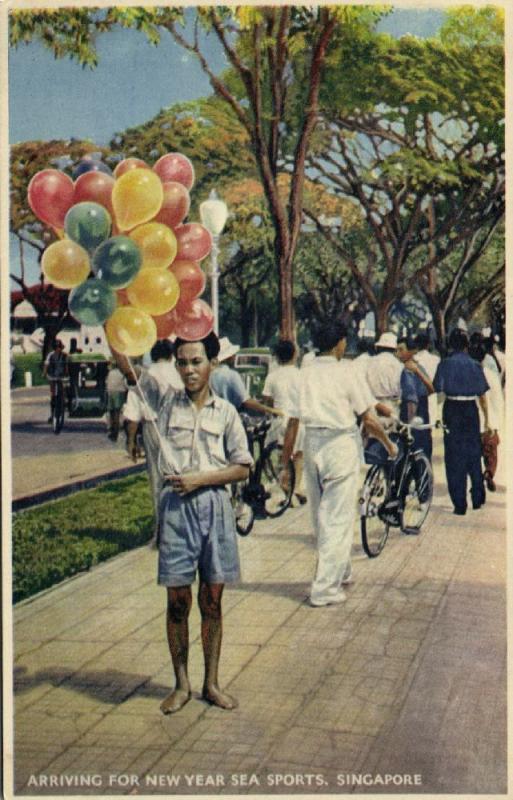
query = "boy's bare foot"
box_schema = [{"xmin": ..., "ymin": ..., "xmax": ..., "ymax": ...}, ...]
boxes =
[
  {"xmin": 202, "ymin": 686, "xmax": 238, "ymax": 710},
  {"xmin": 160, "ymin": 688, "xmax": 191, "ymax": 715}
]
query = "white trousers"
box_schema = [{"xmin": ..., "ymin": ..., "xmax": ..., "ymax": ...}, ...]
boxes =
[{"xmin": 303, "ymin": 427, "xmax": 360, "ymax": 604}]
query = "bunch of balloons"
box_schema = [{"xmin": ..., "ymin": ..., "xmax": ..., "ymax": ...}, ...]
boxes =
[{"xmin": 28, "ymin": 153, "xmax": 216, "ymax": 356}]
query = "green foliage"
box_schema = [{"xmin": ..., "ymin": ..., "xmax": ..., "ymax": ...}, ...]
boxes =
[
  {"xmin": 440, "ymin": 6, "xmax": 504, "ymax": 47},
  {"xmin": 11, "ymin": 353, "xmax": 45, "ymax": 387},
  {"xmin": 12, "ymin": 474, "xmax": 153, "ymax": 602}
]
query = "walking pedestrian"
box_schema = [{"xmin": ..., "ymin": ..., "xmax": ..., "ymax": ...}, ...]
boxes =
[
  {"xmin": 43, "ymin": 339, "xmax": 68, "ymax": 423},
  {"xmin": 365, "ymin": 332, "xmax": 404, "ymax": 415},
  {"xmin": 280, "ymin": 318, "xmax": 397, "ymax": 607},
  {"xmin": 106, "ymin": 361, "xmax": 127, "ymax": 441},
  {"xmin": 413, "ymin": 331, "xmax": 441, "ymax": 424},
  {"xmin": 397, "ymin": 337, "xmax": 434, "ymax": 461},
  {"xmin": 469, "ymin": 339, "xmax": 504, "ymax": 492},
  {"xmin": 261, "ymin": 339, "xmax": 306, "ymax": 505},
  {"xmin": 210, "ymin": 337, "xmax": 281, "ymax": 418},
  {"xmin": 434, "ymin": 328, "xmax": 490, "ymax": 515}
]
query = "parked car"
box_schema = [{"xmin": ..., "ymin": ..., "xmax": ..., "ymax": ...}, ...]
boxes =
[{"xmin": 233, "ymin": 348, "xmax": 274, "ymax": 396}]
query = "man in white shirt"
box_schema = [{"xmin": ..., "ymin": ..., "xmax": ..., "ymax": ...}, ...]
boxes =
[
  {"xmin": 365, "ymin": 332, "xmax": 403, "ymax": 414},
  {"xmin": 413, "ymin": 332, "xmax": 441, "ymax": 425},
  {"xmin": 281, "ymin": 319, "xmax": 397, "ymax": 607},
  {"xmin": 262, "ymin": 339, "xmax": 306, "ymax": 504}
]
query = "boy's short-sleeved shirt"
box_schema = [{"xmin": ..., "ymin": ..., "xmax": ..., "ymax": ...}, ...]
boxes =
[
  {"xmin": 289, "ymin": 356, "xmax": 374, "ymax": 429},
  {"xmin": 157, "ymin": 388, "xmax": 253, "ymax": 475}
]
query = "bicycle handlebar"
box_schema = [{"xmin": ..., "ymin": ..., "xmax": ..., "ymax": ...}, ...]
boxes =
[{"xmin": 389, "ymin": 416, "xmax": 448, "ymax": 433}]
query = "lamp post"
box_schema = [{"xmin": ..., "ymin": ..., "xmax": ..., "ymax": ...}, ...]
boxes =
[{"xmin": 199, "ymin": 190, "xmax": 228, "ymax": 335}]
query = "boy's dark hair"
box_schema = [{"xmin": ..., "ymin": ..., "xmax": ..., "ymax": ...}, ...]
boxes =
[
  {"xmin": 174, "ymin": 331, "xmax": 220, "ymax": 361},
  {"xmin": 150, "ymin": 339, "xmax": 174, "ymax": 362},
  {"xmin": 273, "ymin": 339, "xmax": 296, "ymax": 364},
  {"xmin": 414, "ymin": 332, "xmax": 430, "ymax": 351},
  {"xmin": 311, "ymin": 318, "xmax": 348, "ymax": 353},
  {"xmin": 448, "ymin": 328, "xmax": 468, "ymax": 352}
]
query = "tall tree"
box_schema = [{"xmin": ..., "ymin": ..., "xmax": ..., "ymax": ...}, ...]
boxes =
[
  {"xmin": 304, "ymin": 19, "xmax": 504, "ymax": 342},
  {"xmin": 9, "ymin": 5, "xmax": 388, "ymax": 338}
]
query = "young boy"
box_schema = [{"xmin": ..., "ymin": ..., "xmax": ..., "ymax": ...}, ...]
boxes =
[{"xmin": 154, "ymin": 332, "xmax": 252, "ymax": 714}]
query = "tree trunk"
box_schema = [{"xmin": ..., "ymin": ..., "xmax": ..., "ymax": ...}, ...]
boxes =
[
  {"xmin": 375, "ymin": 301, "xmax": 392, "ymax": 337},
  {"xmin": 279, "ymin": 250, "xmax": 295, "ymax": 340}
]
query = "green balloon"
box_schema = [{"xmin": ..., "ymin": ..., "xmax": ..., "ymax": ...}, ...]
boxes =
[
  {"xmin": 68, "ymin": 278, "xmax": 116, "ymax": 325},
  {"xmin": 92, "ymin": 236, "xmax": 142, "ymax": 288},
  {"xmin": 64, "ymin": 202, "xmax": 112, "ymax": 253}
]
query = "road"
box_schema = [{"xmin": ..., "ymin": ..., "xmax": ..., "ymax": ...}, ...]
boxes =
[{"xmin": 10, "ymin": 387, "xmax": 138, "ymax": 501}]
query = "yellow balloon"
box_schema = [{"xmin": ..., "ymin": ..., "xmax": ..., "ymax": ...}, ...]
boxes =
[
  {"xmin": 112, "ymin": 169, "xmax": 164, "ymax": 231},
  {"xmin": 129, "ymin": 222, "xmax": 177, "ymax": 270},
  {"xmin": 126, "ymin": 268, "xmax": 180, "ymax": 316},
  {"xmin": 105, "ymin": 306, "xmax": 157, "ymax": 357},
  {"xmin": 41, "ymin": 240, "xmax": 90, "ymax": 289}
]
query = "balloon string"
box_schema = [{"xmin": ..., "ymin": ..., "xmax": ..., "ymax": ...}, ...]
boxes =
[{"xmin": 126, "ymin": 356, "xmax": 178, "ymax": 475}]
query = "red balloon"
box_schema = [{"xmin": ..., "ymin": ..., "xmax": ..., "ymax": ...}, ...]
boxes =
[
  {"xmin": 153, "ymin": 153, "xmax": 195, "ymax": 190},
  {"xmin": 169, "ymin": 259, "xmax": 206, "ymax": 303},
  {"xmin": 28, "ymin": 169, "xmax": 74, "ymax": 229},
  {"xmin": 113, "ymin": 158, "xmax": 149, "ymax": 178},
  {"xmin": 152, "ymin": 310, "xmax": 177, "ymax": 339},
  {"xmin": 169, "ymin": 299, "xmax": 214, "ymax": 341},
  {"xmin": 73, "ymin": 171, "xmax": 115, "ymax": 216},
  {"xmin": 175, "ymin": 223, "xmax": 212, "ymax": 262},
  {"xmin": 154, "ymin": 182, "xmax": 190, "ymax": 229}
]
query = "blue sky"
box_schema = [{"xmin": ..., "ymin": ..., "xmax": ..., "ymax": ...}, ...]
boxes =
[
  {"xmin": 9, "ymin": 8, "xmax": 445, "ymax": 145},
  {"xmin": 9, "ymin": 7, "xmax": 445, "ymax": 286}
]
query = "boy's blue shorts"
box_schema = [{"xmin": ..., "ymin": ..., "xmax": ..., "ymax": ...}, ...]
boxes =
[{"xmin": 158, "ymin": 486, "xmax": 240, "ymax": 587}]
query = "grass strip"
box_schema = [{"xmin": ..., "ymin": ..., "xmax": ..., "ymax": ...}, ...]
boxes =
[{"xmin": 13, "ymin": 473, "xmax": 153, "ymax": 603}]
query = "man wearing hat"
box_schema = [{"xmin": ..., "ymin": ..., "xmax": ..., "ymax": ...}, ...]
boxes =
[
  {"xmin": 365, "ymin": 332, "xmax": 404, "ymax": 415},
  {"xmin": 210, "ymin": 337, "xmax": 280, "ymax": 418}
]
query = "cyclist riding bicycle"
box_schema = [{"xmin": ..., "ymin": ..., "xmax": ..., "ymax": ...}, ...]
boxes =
[{"xmin": 43, "ymin": 339, "xmax": 69, "ymax": 423}]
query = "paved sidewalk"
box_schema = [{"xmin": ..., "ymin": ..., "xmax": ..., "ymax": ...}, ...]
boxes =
[{"xmin": 10, "ymin": 438, "xmax": 507, "ymax": 796}]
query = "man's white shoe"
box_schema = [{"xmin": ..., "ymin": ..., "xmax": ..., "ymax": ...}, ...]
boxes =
[{"xmin": 309, "ymin": 590, "xmax": 347, "ymax": 607}]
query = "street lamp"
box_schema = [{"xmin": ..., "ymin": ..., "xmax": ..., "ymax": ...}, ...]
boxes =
[{"xmin": 199, "ymin": 190, "xmax": 228, "ymax": 335}]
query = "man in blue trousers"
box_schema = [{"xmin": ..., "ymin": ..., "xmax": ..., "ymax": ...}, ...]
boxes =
[{"xmin": 434, "ymin": 329, "xmax": 490, "ymax": 516}]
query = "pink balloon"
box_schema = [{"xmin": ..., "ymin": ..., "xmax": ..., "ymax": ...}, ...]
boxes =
[
  {"xmin": 169, "ymin": 259, "xmax": 206, "ymax": 303},
  {"xmin": 169, "ymin": 299, "xmax": 214, "ymax": 341},
  {"xmin": 175, "ymin": 223, "xmax": 212, "ymax": 262},
  {"xmin": 28, "ymin": 169, "xmax": 75, "ymax": 229},
  {"xmin": 153, "ymin": 153, "xmax": 195, "ymax": 190},
  {"xmin": 73, "ymin": 171, "xmax": 115, "ymax": 216},
  {"xmin": 154, "ymin": 182, "xmax": 190, "ymax": 229},
  {"xmin": 114, "ymin": 158, "xmax": 149, "ymax": 178}
]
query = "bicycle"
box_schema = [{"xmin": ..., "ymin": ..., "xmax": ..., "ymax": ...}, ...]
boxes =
[
  {"xmin": 49, "ymin": 377, "xmax": 69, "ymax": 435},
  {"xmin": 359, "ymin": 417, "xmax": 440, "ymax": 558},
  {"xmin": 233, "ymin": 413, "xmax": 296, "ymax": 536}
]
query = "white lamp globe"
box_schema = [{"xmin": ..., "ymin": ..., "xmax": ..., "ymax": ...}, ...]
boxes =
[{"xmin": 200, "ymin": 190, "xmax": 228, "ymax": 236}]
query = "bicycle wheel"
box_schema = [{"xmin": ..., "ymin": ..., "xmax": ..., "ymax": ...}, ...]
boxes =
[
  {"xmin": 261, "ymin": 443, "xmax": 295, "ymax": 518},
  {"xmin": 232, "ymin": 480, "xmax": 255, "ymax": 536},
  {"xmin": 52, "ymin": 387, "xmax": 65, "ymax": 434},
  {"xmin": 360, "ymin": 465, "xmax": 390, "ymax": 558},
  {"xmin": 401, "ymin": 451, "xmax": 433, "ymax": 533}
]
